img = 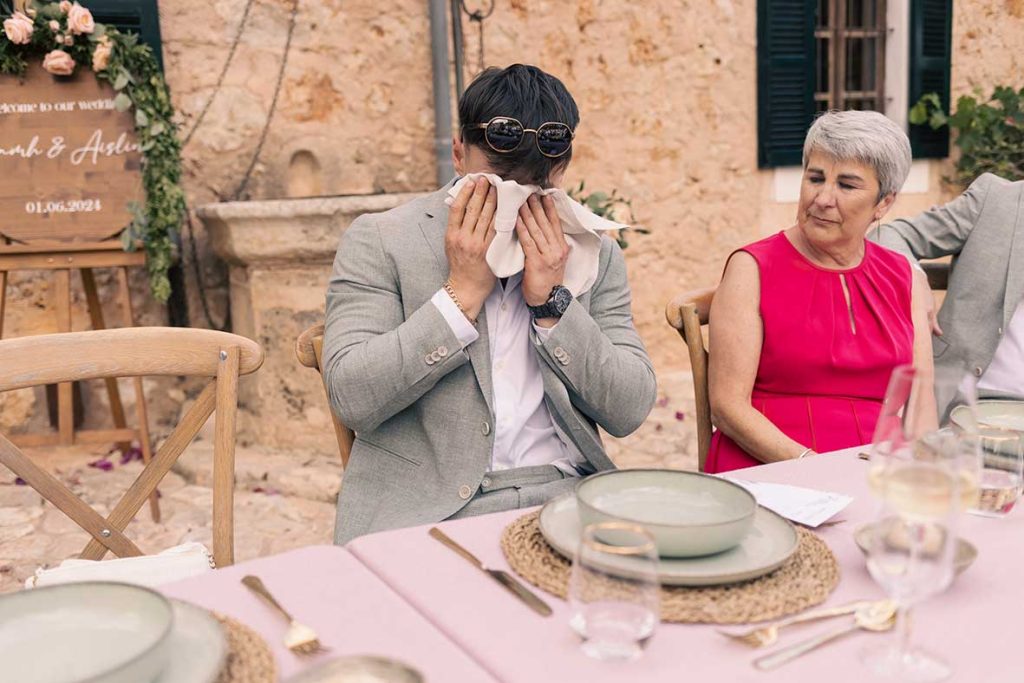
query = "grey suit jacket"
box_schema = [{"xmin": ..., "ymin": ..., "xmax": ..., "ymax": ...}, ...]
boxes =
[
  {"xmin": 323, "ymin": 185, "xmax": 657, "ymax": 543},
  {"xmin": 869, "ymin": 173, "xmax": 1024, "ymax": 413}
]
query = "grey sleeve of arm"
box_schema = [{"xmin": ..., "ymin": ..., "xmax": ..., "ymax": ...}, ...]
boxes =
[
  {"xmin": 870, "ymin": 173, "xmax": 996, "ymax": 260},
  {"xmin": 321, "ymin": 214, "xmax": 468, "ymax": 433},
  {"xmin": 533, "ymin": 238, "xmax": 657, "ymax": 437}
]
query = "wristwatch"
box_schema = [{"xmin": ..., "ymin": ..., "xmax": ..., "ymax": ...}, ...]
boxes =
[{"xmin": 527, "ymin": 285, "xmax": 573, "ymax": 319}]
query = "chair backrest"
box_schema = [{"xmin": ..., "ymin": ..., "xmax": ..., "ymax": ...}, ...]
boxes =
[
  {"xmin": 0, "ymin": 327, "xmax": 264, "ymax": 567},
  {"xmin": 921, "ymin": 261, "xmax": 950, "ymax": 291},
  {"xmin": 296, "ymin": 323, "xmax": 354, "ymax": 468},
  {"xmin": 665, "ymin": 287, "xmax": 716, "ymax": 472}
]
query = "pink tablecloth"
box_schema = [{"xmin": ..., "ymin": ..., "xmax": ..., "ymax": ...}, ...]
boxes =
[
  {"xmin": 347, "ymin": 449, "xmax": 1021, "ymax": 682},
  {"xmin": 161, "ymin": 545, "xmax": 496, "ymax": 682}
]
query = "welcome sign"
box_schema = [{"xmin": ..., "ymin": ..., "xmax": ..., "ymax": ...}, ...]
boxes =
[{"xmin": 0, "ymin": 64, "xmax": 143, "ymax": 244}]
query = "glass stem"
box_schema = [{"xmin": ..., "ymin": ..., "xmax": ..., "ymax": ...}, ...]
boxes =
[{"xmin": 897, "ymin": 604, "xmax": 914, "ymax": 660}]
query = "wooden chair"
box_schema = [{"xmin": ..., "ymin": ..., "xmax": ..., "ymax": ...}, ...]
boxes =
[
  {"xmin": 0, "ymin": 327, "xmax": 264, "ymax": 567},
  {"xmin": 296, "ymin": 323, "xmax": 354, "ymax": 468},
  {"xmin": 665, "ymin": 287, "xmax": 716, "ymax": 472}
]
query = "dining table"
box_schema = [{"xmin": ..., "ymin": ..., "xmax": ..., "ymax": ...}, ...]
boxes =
[{"xmin": 165, "ymin": 447, "xmax": 1021, "ymax": 682}]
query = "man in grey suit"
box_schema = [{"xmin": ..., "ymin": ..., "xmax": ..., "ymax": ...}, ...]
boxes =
[
  {"xmin": 323, "ymin": 64, "xmax": 656, "ymax": 544},
  {"xmin": 872, "ymin": 172, "xmax": 1024, "ymax": 416}
]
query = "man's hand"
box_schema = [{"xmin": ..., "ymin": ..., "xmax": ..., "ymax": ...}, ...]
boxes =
[
  {"xmin": 445, "ymin": 179, "xmax": 497, "ymax": 321},
  {"xmin": 516, "ymin": 195, "xmax": 569, "ymax": 326},
  {"xmin": 912, "ymin": 267, "xmax": 943, "ymax": 336}
]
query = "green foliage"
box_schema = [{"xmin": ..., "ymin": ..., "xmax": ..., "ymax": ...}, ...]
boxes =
[
  {"xmin": 566, "ymin": 180, "xmax": 650, "ymax": 250},
  {"xmin": 910, "ymin": 86, "xmax": 1024, "ymax": 186},
  {"xmin": 0, "ymin": 1, "xmax": 185, "ymax": 302}
]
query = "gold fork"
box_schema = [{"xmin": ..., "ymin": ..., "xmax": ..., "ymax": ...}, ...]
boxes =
[
  {"xmin": 718, "ymin": 599, "xmax": 879, "ymax": 647},
  {"xmin": 241, "ymin": 575, "xmax": 327, "ymax": 655}
]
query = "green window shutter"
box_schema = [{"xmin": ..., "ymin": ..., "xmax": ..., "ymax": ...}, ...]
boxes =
[
  {"xmin": 757, "ymin": 0, "xmax": 816, "ymax": 168},
  {"xmin": 908, "ymin": 0, "xmax": 952, "ymax": 158},
  {"xmin": 83, "ymin": 1, "xmax": 164, "ymax": 72}
]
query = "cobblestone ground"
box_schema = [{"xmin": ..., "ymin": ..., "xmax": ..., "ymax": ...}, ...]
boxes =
[{"xmin": 0, "ymin": 372, "xmax": 695, "ymax": 594}]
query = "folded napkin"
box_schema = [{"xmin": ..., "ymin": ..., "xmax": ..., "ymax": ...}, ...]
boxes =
[
  {"xmin": 25, "ymin": 541, "xmax": 215, "ymax": 589},
  {"xmin": 445, "ymin": 172, "xmax": 626, "ymax": 297},
  {"xmin": 722, "ymin": 479, "xmax": 853, "ymax": 528}
]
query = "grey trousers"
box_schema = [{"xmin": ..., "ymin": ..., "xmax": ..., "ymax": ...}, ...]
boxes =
[{"xmin": 445, "ymin": 464, "xmax": 579, "ymax": 520}]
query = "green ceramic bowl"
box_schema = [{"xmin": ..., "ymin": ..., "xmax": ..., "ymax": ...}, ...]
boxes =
[{"xmin": 575, "ymin": 469, "xmax": 757, "ymax": 558}]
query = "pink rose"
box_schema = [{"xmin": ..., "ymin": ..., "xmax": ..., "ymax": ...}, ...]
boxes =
[
  {"xmin": 3, "ymin": 11, "xmax": 34, "ymax": 45},
  {"xmin": 66, "ymin": 2, "xmax": 94, "ymax": 34},
  {"xmin": 42, "ymin": 49, "xmax": 76, "ymax": 76},
  {"xmin": 48, "ymin": 20, "xmax": 60, "ymax": 31},
  {"xmin": 92, "ymin": 37, "xmax": 112, "ymax": 72},
  {"xmin": 59, "ymin": 1, "xmax": 72, "ymax": 13}
]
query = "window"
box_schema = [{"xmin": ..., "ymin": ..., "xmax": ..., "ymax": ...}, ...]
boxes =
[
  {"xmin": 815, "ymin": 0, "xmax": 887, "ymax": 114},
  {"xmin": 83, "ymin": 0, "xmax": 164, "ymax": 71},
  {"xmin": 757, "ymin": 0, "xmax": 952, "ymax": 168}
]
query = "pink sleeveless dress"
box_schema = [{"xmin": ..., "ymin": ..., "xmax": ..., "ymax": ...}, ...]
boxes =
[{"xmin": 705, "ymin": 231, "xmax": 914, "ymax": 474}]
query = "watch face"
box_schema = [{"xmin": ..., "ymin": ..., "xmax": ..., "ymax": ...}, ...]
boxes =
[{"xmin": 552, "ymin": 286, "xmax": 573, "ymax": 313}]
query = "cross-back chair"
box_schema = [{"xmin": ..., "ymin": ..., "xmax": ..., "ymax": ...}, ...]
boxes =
[
  {"xmin": 666, "ymin": 287, "xmax": 716, "ymax": 472},
  {"xmin": 0, "ymin": 327, "xmax": 264, "ymax": 567},
  {"xmin": 296, "ymin": 323, "xmax": 354, "ymax": 468}
]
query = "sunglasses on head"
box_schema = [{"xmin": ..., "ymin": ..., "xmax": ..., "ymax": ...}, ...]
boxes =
[{"xmin": 468, "ymin": 116, "xmax": 575, "ymax": 158}]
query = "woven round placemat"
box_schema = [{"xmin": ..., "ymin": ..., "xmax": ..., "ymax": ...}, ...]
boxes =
[
  {"xmin": 500, "ymin": 510, "xmax": 840, "ymax": 624},
  {"xmin": 214, "ymin": 613, "xmax": 277, "ymax": 683}
]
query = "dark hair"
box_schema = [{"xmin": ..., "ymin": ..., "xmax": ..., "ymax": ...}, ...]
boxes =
[{"xmin": 457, "ymin": 64, "xmax": 580, "ymax": 187}]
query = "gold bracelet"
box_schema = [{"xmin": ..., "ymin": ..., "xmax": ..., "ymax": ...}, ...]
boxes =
[{"xmin": 443, "ymin": 280, "xmax": 476, "ymax": 324}]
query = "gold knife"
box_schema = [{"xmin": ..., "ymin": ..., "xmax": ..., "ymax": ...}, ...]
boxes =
[{"xmin": 428, "ymin": 527, "xmax": 553, "ymax": 617}]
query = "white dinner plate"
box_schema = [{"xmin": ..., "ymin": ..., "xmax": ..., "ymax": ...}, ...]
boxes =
[
  {"xmin": 0, "ymin": 581, "xmax": 174, "ymax": 683},
  {"xmin": 539, "ymin": 493, "xmax": 799, "ymax": 586},
  {"xmin": 156, "ymin": 599, "xmax": 228, "ymax": 683}
]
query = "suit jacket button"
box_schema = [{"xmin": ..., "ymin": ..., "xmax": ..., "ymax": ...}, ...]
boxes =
[
  {"xmin": 482, "ymin": 421, "xmax": 491, "ymax": 436},
  {"xmin": 559, "ymin": 355, "xmax": 570, "ymax": 366},
  {"xmin": 437, "ymin": 345, "xmax": 449, "ymax": 357},
  {"xmin": 425, "ymin": 354, "xmax": 435, "ymax": 365},
  {"xmin": 554, "ymin": 346, "xmax": 566, "ymax": 359},
  {"xmin": 481, "ymin": 476, "xmax": 492, "ymax": 487},
  {"xmin": 974, "ymin": 366, "xmax": 983, "ymax": 377},
  {"xmin": 429, "ymin": 351, "xmax": 441, "ymax": 362},
  {"xmin": 458, "ymin": 484, "xmax": 473, "ymax": 499}
]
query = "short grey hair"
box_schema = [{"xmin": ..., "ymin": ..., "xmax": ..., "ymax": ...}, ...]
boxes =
[{"xmin": 802, "ymin": 110, "xmax": 912, "ymax": 200}]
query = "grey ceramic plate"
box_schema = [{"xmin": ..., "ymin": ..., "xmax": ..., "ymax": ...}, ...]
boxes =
[
  {"xmin": 539, "ymin": 493, "xmax": 799, "ymax": 586},
  {"xmin": 156, "ymin": 600, "xmax": 228, "ymax": 683},
  {"xmin": 0, "ymin": 581, "xmax": 174, "ymax": 683},
  {"xmin": 853, "ymin": 522, "xmax": 977, "ymax": 577},
  {"xmin": 284, "ymin": 655, "xmax": 424, "ymax": 683}
]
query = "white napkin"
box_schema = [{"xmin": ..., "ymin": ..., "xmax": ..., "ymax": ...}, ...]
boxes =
[
  {"xmin": 24, "ymin": 542, "xmax": 215, "ymax": 589},
  {"xmin": 444, "ymin": 172, "xmax": 626, "ymax": 297}
]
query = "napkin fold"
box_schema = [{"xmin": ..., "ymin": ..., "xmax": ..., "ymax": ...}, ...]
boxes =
[{"xmin": 444, "ymin": 172, "xmax": 626, "ymax": 297}]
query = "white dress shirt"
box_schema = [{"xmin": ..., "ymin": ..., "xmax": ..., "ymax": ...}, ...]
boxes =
[
  {"xmin": 978, "ymin": 299, "xmax": 1024, "ymax": 396},
  {"xmin": 431, "ymin": 276, "xmax": 585, "ymax": 473}
]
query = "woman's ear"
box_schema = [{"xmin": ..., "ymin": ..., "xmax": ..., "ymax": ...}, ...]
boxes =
[{"xmin": 875, "ymin": 192, "xmax": 897, "ymax": 221}]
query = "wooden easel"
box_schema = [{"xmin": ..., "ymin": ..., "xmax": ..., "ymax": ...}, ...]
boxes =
[{"xmin": 0, "ymin": 238, "xmax": 160, "ymax": 521}]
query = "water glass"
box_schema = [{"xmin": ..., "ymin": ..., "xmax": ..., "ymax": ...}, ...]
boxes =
[
  {"xmin": 972, "ymin": 426, "xmax": 1024, "ymax": 517},
  {"xmin": 568, "ymin": 522, "xmax": 660, "ymax": 661}
]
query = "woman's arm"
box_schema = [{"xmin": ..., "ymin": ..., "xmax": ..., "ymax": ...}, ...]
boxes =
[
  {"xmin": 708, "ymin": 251, "xmax": 811, "ymax": 463},
  {"xmin": 910, "ymin": 267, "xmax": 939, "ymax": 430}
]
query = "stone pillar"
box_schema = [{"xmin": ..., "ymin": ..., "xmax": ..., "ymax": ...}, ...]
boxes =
[{"xmin": 198, "ymin": 193, "xmax": 421, "ymax": 454}]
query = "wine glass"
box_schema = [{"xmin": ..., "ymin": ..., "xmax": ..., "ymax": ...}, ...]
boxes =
[
  {"xmin": 972, "ymin": 425, "xmax": 1024, "ymax": 517},
  {"xmin": 869, "ymin": 364, "xmax": 981, "ymax": 509},
  {"xmin": 861, "ymin": 456, "xmax": 960, "ymax": 681},
  {"xmin": 568, "ymin": 522, "xmax": 660, "ymax": 661}
]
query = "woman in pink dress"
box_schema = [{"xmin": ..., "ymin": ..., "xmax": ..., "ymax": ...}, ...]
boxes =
[{"xmin": 706, "ymin": 111, "xmax": 934, "ymax": 473}]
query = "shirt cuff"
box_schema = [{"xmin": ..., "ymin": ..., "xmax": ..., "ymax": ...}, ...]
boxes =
[
  {"xmin": 532, "ymin": 319, "xmax": 559, "ymax": 341},
  {"xmin": 431, "ymin": 288, "xmax": 479, "ymax": 349}
]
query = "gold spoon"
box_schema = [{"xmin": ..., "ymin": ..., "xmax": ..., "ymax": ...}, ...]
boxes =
[{"xmin": 753, "ymin": 600, "xmax": 898, "ymax": 670}]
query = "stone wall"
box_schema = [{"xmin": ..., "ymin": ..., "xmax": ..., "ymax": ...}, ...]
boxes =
[{"xmin": 3, "ymin": 0, "xmax": 1023, "ymax": 447}]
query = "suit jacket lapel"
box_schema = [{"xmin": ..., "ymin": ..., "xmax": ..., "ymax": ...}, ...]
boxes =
[
  {"xmin": 1003, "ymin": 185, "xmax": 1024, "ymax": 328},
  {"xmin": 416, "ymin": 183, "xmax": 495, "ymax": 416}
]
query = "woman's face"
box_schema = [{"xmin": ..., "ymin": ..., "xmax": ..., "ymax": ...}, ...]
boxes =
[{"xmin": 797, "ymin": 150, "xmax": 895, "ymax": 249}]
